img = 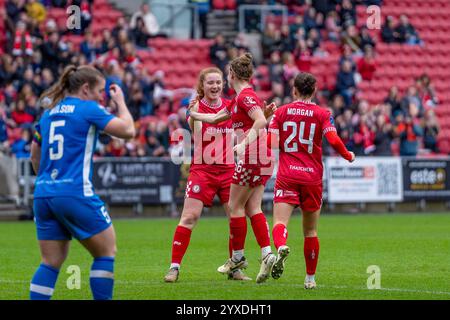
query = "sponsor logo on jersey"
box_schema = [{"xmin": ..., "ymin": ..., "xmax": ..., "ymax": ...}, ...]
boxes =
[
  {"xmin": 174, "ymin": 241, "xmax": 182, "ymax": 246},
  {"xmin": 51, "ymin": 169, "xmax": 59, "ymax": 180},
  {"xmin": 232, "ymin": 122, "xmax": 244, "ymax": 129},
  {"xmin": 253, "ymin": 175, "xmax": 260, "ymax": 182},
  {"xmin": 276, "ymin": 189, "xmax": 284, "ymax": 197}
]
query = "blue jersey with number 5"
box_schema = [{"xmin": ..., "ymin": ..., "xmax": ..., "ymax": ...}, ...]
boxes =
[{"xmin": 34, "ymin": 96, "xmax": 114, "ymax": 198}]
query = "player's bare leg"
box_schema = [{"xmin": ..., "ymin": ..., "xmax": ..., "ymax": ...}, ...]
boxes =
[
  {"xmin": 244, "ymin": 185, "xmax": 276, "ymax": 283},
  {"xmin": 302, "ymin": 209, "xmax": 320, "ymax": 289},
  {"xmin": 80, "ymin": 225, "xmax": 117, "ymax": 258},
  {"xmin": 218, "ymin": 184, "xmax": 254, "ymax": 274},
  {"xmin": 223, "ymin": 202, "xmax": 251, "ymax": 281},
  {"xmin": 165, "ymin": 198, "xmax": 203, "ymax": 282},
  {"xmin": 271, "ymin": 202, "xmax": 295, "ymax": 279},
  {"xmin": 38, "ymin": 240, "xmax": 71, "ymax": 269}
]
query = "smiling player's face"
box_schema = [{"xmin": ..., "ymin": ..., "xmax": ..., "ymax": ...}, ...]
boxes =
[{"xmin": 203, "ymin": 73, "xmax": 222, "ymax": 101}]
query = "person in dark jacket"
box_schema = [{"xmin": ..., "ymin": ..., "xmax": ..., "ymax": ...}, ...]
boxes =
[
  {"xmin": 336, "ymin": 60, "xmax": 356, "ymax": 107},
  {"xmin": 373, "ymin": 114, "xmax": 393, "ymax": 156}
]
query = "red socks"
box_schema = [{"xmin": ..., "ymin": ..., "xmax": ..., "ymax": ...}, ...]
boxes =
[
  {"xmin": 304, "ymin": 236, "xmax": 320, "ymax": 275},
  {"xmin": 230, "ymin": 217, "xmax": 247, "ymax": 251},
  {"xmin": 171, "ymin": 225, "xmax": 192, "ymax": 265},
  {"xmin": 272, "ymin": 223, "xmax": 288, "ymax": 250},
  {"xmin": 250, "ymin": 213, "xmax": 271, "ymax": 248}
]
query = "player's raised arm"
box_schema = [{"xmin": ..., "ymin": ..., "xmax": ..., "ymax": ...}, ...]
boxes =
[
  {"xmin": 188, "ymin": 107, "xmax": 230, "ymax": 124},
  {"xmin": 103, "ymin": 84, "xmax": 136, "ymax": 139},
  {"xmin": 233, "ymin": 107, "xmax": 267, "ymax": 155}
]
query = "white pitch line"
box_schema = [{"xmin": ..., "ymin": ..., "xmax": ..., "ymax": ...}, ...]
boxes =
[{"xmin": 1, "ymin": 279, "xmax": 449, "ymax": 296}]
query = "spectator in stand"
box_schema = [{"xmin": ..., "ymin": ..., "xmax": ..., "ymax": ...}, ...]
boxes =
[
  {"xmin": 280, "ymin": 25, "xmax": 295, "ymax": 53},
  {"xmin": 131, "ymin": 17, "xmax": 152, "ymax": 49},
  {"xmin": 418, "ymin": 74, "xmax": 439, "ymax": 108},
  {"xmin": 261, "ymin": 23, "xmax": 281, "ymax": 60},
  {"xmin": 130, "ymin": 3, "xmax": 165, "ymax": 38},
  {"xmin": 25, "ymin": 0, "xmax": 47, "ymax": 24},
  {"xmin": 12, "ymin": 20, "xmax": 34, "ymax": 58},
  {"xmin": 306, "ymin": 28, "xmax": 321, "ymax": 54},
  {"xmin": 189, "ymin": 0, "xmax": 210, "ymax": 39},
  {"xmin": 210, "ymin": 33, "xmax": 229, "ymax": 74},
  {"xmin": 0, "ymin": 103, "xmax": 9, "ymax": 154},
  {"xmin": 381, "ymin": 16, "xmax": 398, "ymax": 43},
  {"xmin": 330, "ymin": 94, "xmax": 346, "ymax": 117},
  {"xmin": 357, "ymin": 45, "xmax": 377, "ymax": 81},
  {"xmin": 373, "ymin": 113, "xmax": 393, "ymax": 156},
  {"xmin": 289, "ymin": 15, "xmax": 305, "ymax": 41},
  {"xmin": 395, "ymin": 14, "xmax": 422, "ymax": 46},
  {"xmin": 11, "ymin": 99, "xmax": 35, "ymax": 128},
  {"xmin": 11, "ymin": 128, "xmax": 31, "ymax": 159},
  {"xmin": 282, "ymin": 52, "xmax": 300, "ymax": 94},
  {"xmin": 325, "ymin": 10, "xmax": 341, "ymax": 42},
  {"xmin": 336, "ymin": 60, "xmax": 357, "ymax": 107},
  {"xmin": 293, "ymin": 39, "xmax": 312, "ymax": 72},
  {"xmin": 360, "ymin": 26, "xmax": 375, "ymax": 49},
  {"xmin": 303, "ymin": 6, "xmax": 318, "ymax": 34},
  {"xmin": 341, "ymin": 24, "xmax": 362, "ymax": 54},
  {"xmin": 268, "ymin": 50, "xmax": 284, "ymax": 84},
  {"xmin": 232, "ymin": 32, "xmax": 250, "ymax": 52},
  {"xmin": 401, "ymin": 86, "xmax": 424, "ymax": 118},
  {"xmin": 385, "ymin": 86, "xmax": 402, "ymax": 118},
  {"xmin": 339, "ymin": 0, "xmax": 357, "ymax": 28},
  {"xmin": 396, "ymin": 113, "xmax": 423, "ymax": 156},
  {"xmin": 422, "ymin": 109, "xmax": 440, "ymax": 153},
  {"xmin": 80, "ymin": 31, "xmax": 97, "ymax": 63}
]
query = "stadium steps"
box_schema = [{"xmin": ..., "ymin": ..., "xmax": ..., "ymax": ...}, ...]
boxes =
[
  {"xmin": 0, "ymin": 202, "xmax": 29, "ymax": 221},
  {"xmin": 206, "ymin": 10, "xmax": 238, "ymax": 41}
]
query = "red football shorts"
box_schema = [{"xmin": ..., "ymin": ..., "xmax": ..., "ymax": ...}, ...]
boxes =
[
  {"xmin": 232, "ymin": 160, "xmax": 274, "ymax": 188},
  {"xmin": 273, "ymin": 178, "xmax": 323, "ymax": 212},
  {"xmin": 185, "ymin": 167, "xmax": 233, "ymax": 207}
]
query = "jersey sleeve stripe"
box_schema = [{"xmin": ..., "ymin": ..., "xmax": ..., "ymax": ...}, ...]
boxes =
[
  {"xmin": 247, "ymin": 105, "xmax": 261, "ymax": 117},
  {"xmin": 268, "ymin": 128, "xmax": 279, "ymax": 134}
]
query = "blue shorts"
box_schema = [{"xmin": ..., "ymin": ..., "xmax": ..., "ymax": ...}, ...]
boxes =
[{"xmin": 33, "ymin": 196, "xmax": 112, "ymax": 241}]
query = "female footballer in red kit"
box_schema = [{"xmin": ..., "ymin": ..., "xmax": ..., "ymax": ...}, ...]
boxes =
[
  {"xmin": 164, "ymin": 67, "xmax": 253, "ymax": 282},
  {"xmin": 267, "ymin": 72, "xmax": 355, "ymax": 289},
  {"xmin": 189, "ymin": 53, "xmax": 278, "ymax": 283}
]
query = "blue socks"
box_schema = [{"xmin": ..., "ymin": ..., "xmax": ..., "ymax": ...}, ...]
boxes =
[
  {"xmin": 30, "ymin": 263, "xmax": 59, "ymax": 300},
  {"xmin": 90, "ymin": 257, "xmax": 115, "ymax": 300}
]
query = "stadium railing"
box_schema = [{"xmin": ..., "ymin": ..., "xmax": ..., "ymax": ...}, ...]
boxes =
[{"xmin": 238, "ymin": 4, "xmax": 288, "ymax": 34}]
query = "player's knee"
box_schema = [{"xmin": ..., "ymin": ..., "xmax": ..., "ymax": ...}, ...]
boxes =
[
  {"xmin": 180, "ymin": 211, "xmax": 199, "ymax": 228},
  {"xmin": 42, "ymin": 256, "xmax": 65, "ymax": 269}
]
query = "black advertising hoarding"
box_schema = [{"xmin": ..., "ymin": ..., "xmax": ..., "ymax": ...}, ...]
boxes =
[
  {"xmin": 402, "ymin": 158, "xmax": 450, "ymax": 200},
  {"xmin": 92, "ymin": 157, "xmax": 181, "ymax": 204}
]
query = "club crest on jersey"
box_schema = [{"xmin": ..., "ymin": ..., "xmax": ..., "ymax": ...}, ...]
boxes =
[{"xmin": 192, "ymin": 185, "xmax": 201, "ymax": 193}]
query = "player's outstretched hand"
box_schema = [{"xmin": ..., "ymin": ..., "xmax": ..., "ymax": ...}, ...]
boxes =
[
  {"xmin": 263, "ymin": 101, "xmax": 277, "ymax": 119},
  {"xmin": 109, "ymin": 84, "xmax": 125, "ymax": 105},
  {"xmin": 233, "ymin": 143, "xmax": 246, "ymax": 156},
  {"xmin": 349, "ymin": 151, "xmax": 356, "ymax": 163},
  {"xmin": 188, "ymin": 96, "xmax": 200, "ymax": 111}
]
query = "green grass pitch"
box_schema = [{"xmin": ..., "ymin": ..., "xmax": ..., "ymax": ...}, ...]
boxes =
[{"xmin": 0, "ymin": 213, "xmax": 449, "ymax": 300}]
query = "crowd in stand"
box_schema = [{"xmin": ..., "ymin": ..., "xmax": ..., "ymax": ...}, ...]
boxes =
[{"xmin": 0, "ymin": 0, "xmax": 444, "ymax": 161}]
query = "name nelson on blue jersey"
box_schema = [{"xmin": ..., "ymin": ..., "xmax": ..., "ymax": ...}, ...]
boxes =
[{"xmin": 49, "ymin": 104, "xmax": 76, "ymax": 115}]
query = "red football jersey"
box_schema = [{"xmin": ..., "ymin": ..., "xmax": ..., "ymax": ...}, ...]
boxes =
[
  {"xmin": 269, "ymin": 100, "xmax": 336, "ymax": 185},
  {"xmin": 190, "ymin": 97, "xmax": 234, "ymax": 170},
  {"xmin": 226, "ymin": 87, "xmax": 271, "ymax": 165}
]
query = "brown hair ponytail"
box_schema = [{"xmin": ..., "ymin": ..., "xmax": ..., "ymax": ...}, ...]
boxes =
[
  {"xmin": 40, "ymin": 65, "xmax": 104, "ymax": 109},
  {"xmin": 229, "ymin": 52, "xmax": 254, "ymax": 81}
]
